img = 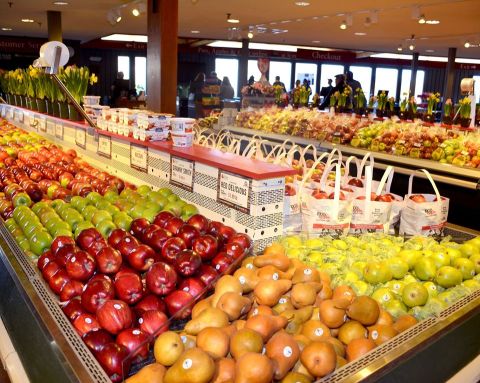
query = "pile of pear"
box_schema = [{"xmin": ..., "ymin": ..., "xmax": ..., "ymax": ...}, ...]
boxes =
[{"xmin": 127, "ymin": 243, "xmax": 418, "ymax": 383}]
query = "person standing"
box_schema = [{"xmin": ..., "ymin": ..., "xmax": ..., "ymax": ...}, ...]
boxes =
[
  {"xmin": 320, "ymin": 79, "xmax": 334, "ymax": 109},
  {"xmin": 272, "ymin": 76, "xmax": 286, "ymax": 92},
  {"xmin": 220, "ymin": 76, "xmax": 234, "ymax": 100},
  {"xmin": 110, "ymin": 71, "xmax": 129, "ymax": 107},
  {"xmin": 206, "ymin": 71, "xmax": 222, "ymax": 85},
  {"xmin": 189, "ymin": 72, "xmax": 205, "ymax": 118}
]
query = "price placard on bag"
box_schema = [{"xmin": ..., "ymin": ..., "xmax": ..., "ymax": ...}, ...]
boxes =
[
  {"xmin": 46, "ymin": 120, "xmax": 55, "ymax": 136},
  {"xmin": 55, "ymin": 123, "xmax": 63, "ymax": 140},
  {"xmin": 217, "ymin": 170, "xmax": 251, "ymax": 212},
  {"xmin": 170, "ymin": 156, "xmax": 194, "ymax": 192},
  {"xmin": 130, "ymin": 143, "xmax": 148, "ymax": 172},
  {"xmin": 39, "ymin": 117, "xmax": 47, "ymax": 132},
  {"xmin": 75, "ymin": 127, "xmax": 86, "ymax": 149},
  {"xmin": 97, "ymin": 134, "xmax": 112, "ymax": 159}
]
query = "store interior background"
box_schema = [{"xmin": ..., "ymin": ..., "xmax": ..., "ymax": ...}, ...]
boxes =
[{"xmin": 0, "ymin": 0, "xmax": 479, "ymax": 116}]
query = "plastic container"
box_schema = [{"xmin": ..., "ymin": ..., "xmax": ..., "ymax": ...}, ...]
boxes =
[
  {"xmin": 101, "ymin": 106, "xmax": 111, "ymax": 121},
  {"xmin": 170, "ymin": 117, "xmax": 195, "ymax": 134},
  {"xmin": 172, "ymin": 132, "xmax": 194, "ymax": 147},
  {"xmin": 82, "ymin": 95, "xmax": 100, "ymax": 106}
]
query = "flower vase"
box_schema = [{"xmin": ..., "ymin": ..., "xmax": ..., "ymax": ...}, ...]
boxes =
[
  {"xmin": 5, "ymin": 94, "xmax": 12, "ymax": 105},
  {"xmin": 58, "ymin": 101, "xmax": 69, "ymax": 119},
  {"xmin": 29, "ymin": 98, "xmax": 38, "ymax": 111},
  {"xmin": 376, "ymin": 109, "xmax": 384, "ymax": 118},
  {"xmin": 442, "ymin": 115, "xmax": 452, "ymax": 125},
  {"xmin": 423, "ymin": 113, "xmax": 435, "ymax": 124},
  {"xmin": 36, "ymin": 98, "xmax": 47, "ymax": 113},
  {"xmin": 68, "ymin": 103, "xmax": 83, "ymax": 121},
  {"xmin": 460, "ymin": 117, "xmax": 471, "ymax": 128},
  {"xmin": 52, "ymin": 102, "xmax": 60, "ymax": 117}
]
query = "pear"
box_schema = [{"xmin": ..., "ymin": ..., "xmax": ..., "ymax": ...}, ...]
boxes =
[
  {"xmin": 247, "ymin": 304, "xmax": 275, "ymax": 318},
  {"xmin": 154, "ymin": 331, "xmax": 184, "ymax": 366},
  {"xmin": 192, "ymin": 297, "xmax": 213, "ymax": 319},
  {"xmin": 291, "ymin": 283, "xmax": 318, "ymax": 308},
  {"xmin": 164, "ymin": 348, "xmax": 215, "ymax": 383},
  {"xmin": 254, "ymin": 279, "xmax": 292, "ymax": 306},
  {"xmin": 234, "ymin": 352, "xmax": 274, "ymax": 383},
  {"xmin": 180, "ymin": 333, "xmax": 197, "ymax": 350},
  {"xmin": 216, "ymin": 292, "xmax": 252, "ymax": 321},
  {"xmin": 281, "ymin": 371, "xmax": 313, "ymax": 383},
  {"xmin": 241, "ymin": 256, "xmax": 257, "ymax": 269},
  {"xmin": 273, "ymin": 295, "xmax": 295, "ymax": 314},
  {"xmin": 292, "ymin": 266, "xmax": 321, "ymax": 284},
  {"xmin": 301, "ymin": 320, "xmax": 331, "ymax": 341},
  {"xmin": 212, "ymin": 276, "xmax": 243, "ymax": 306},
  {"xmin": 245, "ymin": 314, "xmax": 288, "ymax": 342},
  {"xmin": 281, "ymin": 306, "xmax": 314, "ymax": 325},
  {"xmin": 253, "ymin": 251, "xmax": 292, "ymax": 271},
  {"xmin": 300, "ymin": 341, "xmax": 337, "ymax": 378},
  {"xmin": 184, "ymin": 307, "xmax": 229, "ymax": 335},
  {"xmin": 257, "ymin": 265, "xmax": 290, "ymax": 280},
  {"xmin": 230, "ymin": 328, "xmax": 264, "ymax": 359},
  {"xmin": 212, "ymin": 358, "xmax": 236, "ymax": 383},
  {"xmin": 234, "ymin": 267, "xmax": 260, "ymax": 293},
  {"xmin": 125, "ymin": 363, "xmax": 166, "ymax": 383},
  {"xmin": 196, "ymin": 327, "xmax": 230, "ymax": 359},
  {"xmin": 266, "ymin": 331, "xmax": 300, "ymax": 380},
  {"xmin": 319, "ymin": 298, "xmax": 349, "ymax": 329},
  {"xmin": 347, "ymin": 296, "xmax": 380, "ymax": 326}
]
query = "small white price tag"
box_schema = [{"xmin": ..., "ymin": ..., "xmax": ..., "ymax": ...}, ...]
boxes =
[
  {"xmin": 39, "ymin": 117, "xmax": 47, "ymax": 132},
  {"xmin": 170, "ymin": 156, "xmax": 194, "ymax": 192},
  {"xmin": 217, "ymin": 171, "xmax": 251, "ymax": 211},
  {"xmin": 55, "ymin": 123, "xmax": 63, "ymax": 140},
  {"xmin": 97, "ymin": 134, "xmax": 112, "ymax": 159},
  {"xmin": 130, "ymin": 143, "xmax": 148, "ymax": 172},
  {"xmin": 75, "ymin": 127, "xmax": 86, "ymax": 149},
  {"xmin": 0, "ymin": 105, "xmax": 5, "ymax": 117},
  {"xmin": 7, "ymin": 107, "xmax": 13, "ymax": 120},
  {"xmin": 15, "ymin": 110, "xmax": 24, "ymax": 123},
  {"xmin": 46, "ymin": 120, "xmax": 55, "ymax": 136}
]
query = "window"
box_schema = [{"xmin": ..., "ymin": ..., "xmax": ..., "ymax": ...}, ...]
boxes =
[
  {"xmin": 349, "ymin": 66, "xmax": 372, "ymax": 96},
  {"xmin": 374, "ymin": 68, "xmax": 398, "ymax": 98},
  {"xmin": 117, "ymin": 56, "xmax": 130, "ymax": 80},
  {"xmin": 295, "ymin": 62, "xmax": 317, "ymax": 101},
  {"xmin": 247, "ymin": 60, "xmax": 262, "ymax": 82},
  {"xmin": 320, "ymin": 64, "xmax": 344, "ymax": 89},
  {"xmin": 400, "ymin": 69, "xmax": 425, "ymax": 103},
  {"xmin": 215, "ymin": 58, "xmax": 239, "ymax": 97},
  {"xmin": 269, "ymin": 61, "xmax": 292, "ymax": 90},
  {"xmin": 135, "ymin": 57, "xmax": 146, "ymax": 94}
]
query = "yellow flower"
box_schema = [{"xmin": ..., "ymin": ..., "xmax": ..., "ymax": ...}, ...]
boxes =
[{"xmin": 89, "ymin": 73, "xmax": 98, "ymax": 85}]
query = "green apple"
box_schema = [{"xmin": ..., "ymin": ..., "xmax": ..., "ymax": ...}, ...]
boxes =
[
  {"xmin": 351, "ymin": 261, "xmax": 367, "ymax": 278},
  {"xmin": 414, "ymin": 258, "xmax": 437, "ymax": 281},
  {"xmin": 11, "ymin": 227, "xmax": 26, "ymax": 239},
  {"xmin": 430, "ymin": 250, "xmax": 451, "ymax": 268},
  {"xmin": 13, "ymin": 205, "xmax": 33, "ymax": 221},
  {"xmin": 371, "ymin": 287, "xmax": 395, "ymax": 305},
  {"xmin": 96, "ymin": 220, "xmax": 116, "ymax": 239},
  {"xmin": 163, "ymin": 202, "xmax": 183, "ymax": 217},
  {"xmin": 304, "ymin": 237, "xmax": 324, "ymax": 249},
  {"xmin": 64, "ymin": 212, "xmax": 84, "ymax": 231},
  {"xmin": 86, "ymin": 191, "xmax": 103, "ymax": 204},
  {"xmin": 103, "ymin": 190, "xmax": 119, "ymax": 203},
  {"xmin": 423, "ymin": 281, "xmax": 439, "ymax": 298},
  {"xmin": 17, "ymin": 237, "xmax": 31, "ymax": 251},
  {"xmin": 363, "ymin": 261, "xmax": 393, "ymax": 284},
  {"xmin": 435, "ymin": 266, "xmax": 463, "ymax": 288},
  {"xmin": 113, "ymin": 212, "xmax": 132, "ymax": 231},
  {"xmin": 181, "ymin": 204, "xmax": 198, "ymax": 220},
  {"xmin": 12, "ymin": 192, "xmax": 32, "ymax": 207},
  {"xmin": 402, "ymin": 274, "xmax": 418, "ymax": 285},
  {"xmin": 31, "ymin": 201, "xmax": 50, "ymax": 215},
  {"xmin": 137, "ymin": 185, "xmax": 152, "ymax": 195},
  {"xmin": 51, "ymin": 199, "xmax": 66, "ymax": 211},
  {"xmin": 469, "ymin": 253, "xmax": 480, "ymax": 274},
  {"xmin": 81, "ymin": 205, "xmax": 98, "ymax": 221},
  {"xmin": 452, "ymin": 258, "xmax": 475, "ymax": 280},
  {"xmin": 53, "ymin": 229, "xmax": 74, "ymax": 238},
  {"xmin": 115, "ymin": 200, "xmax": 134, "ymax": 212},
  {"xmin": 384, "ymin": 299, "xmax": 408, "ymax": 319},
  {"xmin": 143, "ymin": 208, "xmax": 159, "ymax": 223},
  {"xmin": 95, "ymin": 200, "xmax": 111, "ymax": 210},
  {"xmin": 104, "ymin": 204, "xmax": 120, "ymax": 217},
  {"xmin": 351, "ymin": 280, "xmax": 373, "ymax": 296},
  {"xmin": 462, "ymin": 279, "xmax": 480, "ymax": 292},
  {"xmin": 384, "ymin": 280, "xmax": 405, "ymax": 295},
  {"xmin": 402, "ymin": 282, "xmax": 429, "ymax": 307},
  {"xmin": 39, "ymin": 210, "xmax": 59, "ymax": 225},
  {"xmin": 458, "ymin": 243, "xmax": 477, "ymax": 258},
  {"xmin": 46, "ymin": 185, "xmax": 60, "ymax": 200},
  {"xmin": 386, "ymin": 257, "xmax": 409, "ymax": 279},
  {"xmin": 129, "ymin": 204, "xmax": 145, "ymax": 220},
  {"xmin": 70, "ymin": 196, "xmax": 88, "ymax": 211},
  {"xmin": 158, "ymin": 188, "xmax": 173, "ymax": 198},
  {"xmin": 92, "ymin": 210, "xmax": 112, "ymax": 226},
  {"xmin": 29, "ymin": 231, "xmax": 53, "ymax": 256},
  {"xmin": 167, "ymin": 193, "xmax": 179, "ymax": 203},
  {"xmin": 74, "ymin": 221, "xmax": 95, "ymax": 239},
  {"xmin": 4, "ymin": 218, "xmax": 17, "ymax": 232},
  {"xmin": 398, "ymin": 249, "xmax": 422, "ymax": 269}
]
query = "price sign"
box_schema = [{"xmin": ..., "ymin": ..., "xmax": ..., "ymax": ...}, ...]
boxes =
[
  {"xmin": 75, "ymin": 127, "xmax": 86, "ymax": 149},
  {"xmin": 97, "ymin": 134, "xmax": 112, "ymax": 159},
  {"xmin": 217, "ymin": 171, "xmax": 251, "ymax": 212},
  {"xmin": 15, "ymin": 110, "xmax": 24, "ymax": 123},
  {"xmin": 55, "ymin": 123, "xmax": 63, "ymax": 140},
  {"xmin": 39, "ymin": 117, "xmax": 47, "ymax": 132},
  {"xmin": 130, "ymin": 143, "xmax": 148, "ymax": 172},
  {"xmin": 46, "ymin": 120, "xmax": 55, "ymax": 136},
  {"xmin": 0, "ymin": 105, "xmax": 5, "ymax": 117},
  {"xmin": 29, "ymin": 114, "xmax": 36, "ymax": 129},
  {"xmin": 170, "ymin": 156, "xmax": 194, "ymax": 192},
  {"xmin": 7, "ymin": 107, "xmax": 13, "ymax": 120}
]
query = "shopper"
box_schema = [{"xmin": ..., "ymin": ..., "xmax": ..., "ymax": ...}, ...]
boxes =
[
  {"xmin": 272, "ymin": 76, "xmax": 286, "ymax": 92},
  {"xmin": 189, "ymin": 72, "xmax": 206, "ymax": 118},
  {"xmin": 320, "ymin": 79, "xmax": 334, "ymax": 109},
  {"xmin": 346, "ymin": 71, "xmax": 362, "ymax": 93},
  {"xmin": 303, "ymin": 78, "xmax": 312, "ymax": 94},
  {"xmin": 220, "ymin": 77, "xmax": 235, "ymax": 100},
  {"xmin": 206, "ymin": 71, "xmax": 222, "ymax": 85},
  {"xmin": 110, "ymin": 72, "xmax": 129, "ymax": 107},
  {"xmin": 248, "ymin": 75, "xmax": 255, "ymax": 86}
]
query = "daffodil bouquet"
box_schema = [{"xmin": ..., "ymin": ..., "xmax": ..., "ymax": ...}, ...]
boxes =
[
  {"xmin": 400, "ymin": 97, "xmax": 408, "ymax": 112},
  {"xmin": 458, "ymin": 96, "xmax": 471, "ymax": 119},
  {"xmin": 388, "ymin": 97, "xmax": 395, "ymax": 112},
  {"xmin": 377, "ymin": 91, "xmax": 387, "ymax": 111},
  {"xmin": 368, "ymin": 95, "xmax": 376, "ymax": 109},
  {"xmin": 426, "ymin": 92, "xmax": 440, "ymax": 115},
  {"xmin": 337, "ymin": 86, "xmax": 351, "ymax": 108},
  {"xmin": 59, "ymin": 65, "xmax": 98, "ymax": 104},
  {"xmin": 330, "ymin": 91, "xmax": 339, "ymax": 107},
  {"xmin": 443, "ymin": 98, "xmax": 452, "ymax": 116},
  {"xmin": 353, "ymin": 88, "xmax": 366, "ymax": 109},
  {"xmin": 408, "ymin": 96, "xmax": 417, "ymax": 114}
]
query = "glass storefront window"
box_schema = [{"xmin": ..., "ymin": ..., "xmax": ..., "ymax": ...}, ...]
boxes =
[
  {"xmin": 134, "ymin": 57, "xmax": 146, "ymax": 94},
  {"xmin": 374, "ymin": 68, "xmax": 398, "ymax": 98},
  {"xmin": 295, "ymin": 62, "xmax": 317, "ymax": 100},
  {"xmin": 248, "ymin": 60, "xmax": 262, "ymax": 82},
  {"xmin": 215, "ymin": 58, "xmax": 239, "ymax": 97},
  {"xmin": 400, "ymin": 69, "xmax": 425, "ymax": 103},
  {"xmin": 269, "ymin": 61, "xmax": 292, "ymax": 90},
  {"xmin": 349, "ymin": 66, "xmax": 372, "ymax": 96},
  {"xmin": 117, "ymin": 56, "xmax": 130, "ymax": 80},
  {"xmin": 320, "ymin": 64, "xmax": 344, "ymax": 89}
]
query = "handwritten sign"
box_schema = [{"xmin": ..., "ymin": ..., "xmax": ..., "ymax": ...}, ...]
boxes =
[
  {"xmin": 75, "ymin": 127, "xmax": 86, "ymax": 149},
  {"xmin": 217, "ymin": 171, "xmax": 250, "ymax": 212},
  {"xmin": 39, "ymin": 117, "xmax": 47, "ymax": 132},
  {"xmin": 97, "ymin": 134, "xmax": 112, "ymax": 159},
  {"xmin": 46, "ymin": 120, "xmax": 55, "ymax": 136},
  {"xmin": 130, "ymin": 143, "xmax": 148, "ymax": 172},
  {"xmin": 15, "ymin": 110, "xmax": 24, "ymax": 123},
  {"xmin": 55, "ymin": 123, "xmax": 63, "ymax": 140},
  {"xmin": 170, "ymin": 156, "xmax": 194, "ymax": 192}
]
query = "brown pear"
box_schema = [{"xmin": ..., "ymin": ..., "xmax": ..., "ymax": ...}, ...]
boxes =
[
  {"xmin": 241, "ymin": 256, "xmax": 256, "ymax": 269},
  {"xmin": 234, "ymin": 267, "xmax": 259, "ymax": 293},
  {"xmin": 212, "ymin": 358, "xmax": 236, "ymax": 383},
  {"xmin": 192, "ymin": 297, "xmax": 212, "ymax": 319},
  {"xmin": 319, "ymin": 298, "xmax": 349, "ymax": 329},
  {"xmin": 338, "ymin": 320, "xmax": 367, "ymax": 345},
  {"xmin": 245, "ymin": 314, "xmax": 288, "ymax": 342},
  {"xmin": 196, "ymin": 327, "xmax": 230, "ymax": 359},
  {"xmin": 247, "ymin": 305, "xmax": 274, "ymax": 318},
  {"xmin": 292, "ymin": 266, "xmax": 321, "ymax": 284},
  {"xmin": 184, "ymin": 307, "xmax": 229, "ymax": 335},
  {"xmin": 281, "ymin": 371, "xmax": 313, "ymax": 383},
  {"xmin": 314, "ymin": 284, "xmax": 333, "ymax": 306},
  {"xmin": 332, "ymin": 285, "xmax": 356, "ymax": 303},
  {"xmin": 180, "ymin": 333, "xmax": 197, "ymax": 350},
  {"xmin": 293, "ymin": 334, "xmax": 311, "ymax": 349},
  {"xmin": 310, "ymin": 307, "xmax": 320, "ymax": 320},
  {"xmin": 164, "ymin": 348, "xmax": 215, "ymax": 383},
  {"xmin": 254, "ymin": 279, "xmax": 292, "ymax": 306},
  {"xmin": 230, "ymin": 328, "xmax": 264, "ymax": 359},
  {"xmin": 212, "ymin": 276, "xmax": 243, "ymax": 306},
  {"xmin": 253, "ymin": 250, "xmax": 292, "ymax": 272},
  {"xmin": 154, "ymin": 331, "xmax": 184, "ymax": 366},
  {"xmin": 367, "ymin": 324, "xmax": 398, "ymax": 346},
  {"xmin": 281, "ymin": 306, "xmax": 314, "ymax": 325},
  {"xmin": 125, "ymin": 363, "xmax": 166, "ymax": 383},
  {"xmin": 216, "ymin": 292, "xmax": 252, "ymax": 321},
  {"xmin": 336, "ymin": 355, "xmax": 347, "ymax": 368},
  {"xmin": 291, "ymin": 283, "xmax": 318, "ymax": 308},
  {"xmin": 292, "ymin": 361, "xmax": 314, "ymax": 380},
  {"xmin": 234, "ymin": 352, "xmax": 274, "ymax": 383},
  {"xmin": 323, "ymin": 337, "xmax": 345, "ymax": 357},
  {"xmin": 257, "ymin": 265, "xmax": 289, "ymax": 280},
  {"xmin": 266, "ymin": 331, "xmax": 300, "ymax": 380},
  {"xmin": 347, "ymin": 296, "xmax": 380, "ymax": 326},
  {"xmin": 301, "ymin": 320, "xmax": 331, "ymax": 341},
  {"xmin": 273, "ymin": 295, "xmax": 295, "ymax": 314},
  {"xmin": 300, "ymin": 341, "xmax": 337, "ymax": 378}
]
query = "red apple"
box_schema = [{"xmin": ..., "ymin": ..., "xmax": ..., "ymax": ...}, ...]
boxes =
[
  {"xmin": 175, "ymin": 249, "xmax": 202, "ymax": 277},
  {"xmin": 146, "ymin": 228, "xmax": 171, "ymax": 253},
  {"xmin": 95, "ymin": 343, "xmax": 131, "ymax": 383},
  {"xmin": 141, "ymin": 224, "xmax": 162, "ymax": 244},
  {"xmin": 163, "ymin": 217, "xmax": 184, "ymax": 236},
  {"xmin": 187, "ymin": 214, "xmax": 209, "ymax": 234},
  {"xmin": 114, "ymin": 272, "xmax": 144, "ymax": 305},
  {"xmin": 51, "ymin": 236, "xmax": 75, "ymax": 257},
  {"xmin": 192, "ymin": 235, "xmax": 218, "ymax": 261},
  {"xmin": 76, "ymin": 228, "xmax": 103, "ymax": 251},
  {"xmin": 88, "ymin": 273, "xmax": 113, "ymax": 285},
  {"xmin": 328, "ymin": 191, "xmax": 346, "ymax": 200},
  {"xmin": 86, "ymin": 239, "xmax": 108, "ymax": 258},
  {"xmin": 348, "ymin": 178, "xmax": 364, "ymax": 187},
  {"xmin": 81, "ymin": 278, "xmax": 115, "ymax": 313},
  {"xmin": 207, "ymin": 221, "xmax": 224, "ymax": 237},
  {"xmin": 138, "ymin": 310, "xmax": 168, "ymax": 336},
  {"xmin": 285, "ymin": 184, "xmax": 297, "ymax": 196},
  {"xmin": 197, "ymin": 264, "xmax": 218, "ymax": 287},
  {"xmin": 153, "ymin": 211, "xmax": 175, "ymax": 228},
  {"xmin": 49, "ymin": 270, "xmax": 71, "ymax": 295},
  {"xmin": 312, "ymin": 189, "xmax": 328, "ymax": 199},
  {"xmin": 376, "ymin": 194, "xmax": 394, "ymax": 202},
  {"xmin": 134, "ymin": 295, "xmax": 166, "ymax": 315},
  {"xmin": 228, "ymin": 233, "xmax": 252, "ymax": 251},
  {"xmin": 356, "ymin": 192, "xmax": 377, "ymax": 201},
  {"xmin": 62, "ymin": 298, "xmax": 84, "ymax": 321},
  {"xmin": 116, "ymin": 328, "xmax": 150, "ymax": 362},
  {"xmin": 145, "ymin": 262, "xmax": 178, "ymax": 296},
  {"xmin": 72, "ymin": 313, "xmax": 100, "ymax": 336},
  {"xmin": 60, "ymin": 280, "xmax": 84, "ymax": 302},
  {"xmin": 42, "ymin": 260, "xmax": 62, "ymax": 282},
  {"xmin": 177, "ymin": 224, "xmax": 200, "ymax": 248},
  {"xmin": 97, "ymin": 300, "xmax": 133, "ymax": 335},
  {"xmin": 37, "ymin": 250, "xmax": 55, "ymax": 271},
  {"xmin": 56, "ymin": 244, "xmax": 77, "ymax": 268},
  {"xmin": 161, "ymin": 237, "xmax": 186, "ymax": 264},
  {"xmin": 223, "ymin": 242, "xmax": 245, "ymax": 260},
  {"xmin": 117, "ymin": 236, "xmax": 139, "ymax": 258},
  {"xmin": 179, "ymin": 277, "xmax": 206, "ymax": 299},
  {"xmin": 127, "ymin": 244, "xmax": 156, "ymax": 271},
  {"xmin": 113, "ymin": 266, "xmax": 137, "ymax": 281},
  {"xmin": 130, "ymin": 218, "xmax": 150, "ymax": 238},
  {"xmin": 107, "ymin": 229, "xmax": 128, "ymax": 248},
  {"xmin": 96, "ymin": 247, "xmax": 122, "ymax": 274},
  {"xmin": 409, "ymin": 194, "xmax": 427, "ymax": 203},
  {"xmin": 164, "ymin": 290, "xmax": 193, "ymax": 318},
  {"xmin": 218, "ymin": 225, "xmax": 236, "ymax": 244},
  {"xmin": 82, "ymin": 329, "xmax": 113, "ymax": 354},
  {"xmin": 66, "ymin": 251, "xmax": 97, "ymax": 281},
  {"xmin": 211, "ymin": 252, "xmax": 232, "ymax": 273}
]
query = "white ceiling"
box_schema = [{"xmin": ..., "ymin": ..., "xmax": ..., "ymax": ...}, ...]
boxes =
[{"xmin": 1, "ymin": 0, "xmax": 480, "ymax": 58}]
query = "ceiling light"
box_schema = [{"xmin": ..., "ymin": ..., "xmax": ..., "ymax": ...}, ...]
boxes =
[
  {"xmin": 107, "ymin": 8, "xmax": 122, "ymax": 25},
  {"xmin": 21, "ymin": 19, "xmax": 34, "ymax": 23},
  {"xmin": 1, "ymin": 27, "xmax": 12, "ymax": 31},
  {"xmin": 426, "ymin": 20, "xmax": 440, "ymax": 24},
  {"xmin": 53, "ymin": 1, "xmax": 69, "ymax": 4},
  {"xmin": 295, "ymin": 1, "xmax": 310, "ymax": 6},
  {"xmin": 132, "ymin": 8, "xmax": 140, "ymax": 16},
  {"xmin": 340, "ymin": 21, "xmax": 347, "ymax": 30},
  {"xmin": 397, "ymin": 45, "xmax": 403, "ymax": 51},
  {"xmin": 190, "ymin": 30, "xmax": 200, "ymax": 34},
  {"xmin": 312, "ymin": 40, "xmax": 320, "ymax": 43},
  {"xmin": 409, "ymin": 44, "xmax": 415, "ymax": 51},
  {"xmin": 425, "ymin": 49, "xmax": 435, "ymax": 53},
  {"xmin": 464, "ymin": 42, "xmax": 470, "ymax": 48},
  {"xmin": 418, "ymin": 14, "xmax": 426, "ymax": 24},
  {"xmin": 131, "ymin": 2, "xmax": 146, "ymax": 17},
  {"xmin": 227, "ymin": 13, "xmax": 240, "ymax": 23},
  {"xmin": 247, "ymin": 32, "xmax": 254, "ymax": 39},
  {"xmin": 354, "ymin": 32, "xmax": 366, "ymax": 36},
  {"xmin": 101, "ymin": 34, "xmax": 147, "ymax": 42}
]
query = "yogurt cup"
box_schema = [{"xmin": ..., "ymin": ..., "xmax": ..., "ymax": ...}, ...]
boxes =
[
  {"xmin": 170, "ymin": 117, "xmax": 195, "ymax": 134},
  {"xmin": 172, "ymin": 132, "xmax": 194, "ymax": 147}
]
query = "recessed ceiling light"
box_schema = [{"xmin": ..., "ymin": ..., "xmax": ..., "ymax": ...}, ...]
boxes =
[
  {"xmin": 340, "ymin": 21, "xmax": 347, "ymax": 30},
  {"xmin": 295, "ymin": 1, "xmax": 310, "ymax": 6},
  {"xmin": 190, "ymin": 30, "xmax": 200, "ymax": 34},
  {"xmin": 397, "ymin": 45, "xmax": 403, "ymax": 51},
  {"xmin": 418, "ymin": 14, "xmax": 426, "ymax": 24},
  {"xmin": 354, "ymin": 32, "xmax": 367, "ymax": 36},
  {"xmin": 312, "ymin": 40, "xmax": 320, "ymax": 43},
  {"xmin": 53, "ymin": 1, "xmax": 69, "ymax": 5},
  {"xmin": 426, "ymin": 20, "xmax": 440, "ymax": 24},
  {"xmin": 21, "ymin": 19, "xmax": 34, "ymax": 23},
  {"xmin": 101, "ymin": 34, "xmax": 148, "ymax": 43},
  {"xmin": 425, "ymin": 49, "xmax": 435, "ymax": 53},
  {"xmin": 226, "ymin": 13, "xmax": 240, "ymax": 23},
  {"xmin": 1, "ymin": 27, "xmax": 12, "ymax": 31}
]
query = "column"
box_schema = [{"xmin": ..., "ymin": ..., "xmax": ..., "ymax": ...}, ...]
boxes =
[
  {"xmin": 47, "ymin": 11, "xmax": 62, "ymax": 42},
  {"xmin": 147, "ymin": 0, "xmax": 178, "ymax": 114},
  {"xmin": 409, "ymin": 52, "xmax": 419, "ymax": 99},
  {"xmin": 238, "ymin": 38, "xmax": 249, "ymax": 95},
  {"xmin": 443, "ymin": 47, "xmax": 457, "ymax": 101}
]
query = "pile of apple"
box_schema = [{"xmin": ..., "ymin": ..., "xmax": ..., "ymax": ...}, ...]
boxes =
[
  {"xmin": 281, "ymin": 234, "xmax": 480, "ymax": 321},
  {"xmin": 35, "ymin": 211, "xmax": 251, "ymax": 382},
  {"xmin": 125, "ymin": 243, "xmax": 418, "ymax": 383}
]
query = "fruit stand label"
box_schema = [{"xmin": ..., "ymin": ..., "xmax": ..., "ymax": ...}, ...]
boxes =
[
  {"xmin": 46, "ymin": 120, "xmax": 55, "ymax": 136},
  {"xmin": 14, "ymin": 110, "xmax": 23, "ymax": 123},
  {"xmin": 7, "ymin": 107, "xmax": 13, "ymax": 120},
  {"xmin": 0, "ymin": 105, "xmax": 5, "ymax": 117},
  {"xmin": 170, "ymin": 156, "xmax": 194, "ymax": 192},
  {"xmin": 217, "ymin": 171, "xmax": 251, "ymax": 212},
  {"xmin": 75, "ymin": 127, "xmax": 86, "ymax": 149},
  {"xmin": 39, "ymin": 117, "xmax": 47, "ymax": 132},
  {"xmin": 29, "ymin": 114, "xmax": 37, "ymax": 130},
  {"xmin": 55, "ymin": 123, "xmax": 63, "ymax": 140},
  {"xmin": 97, "ymin": 134, "xmax": 112, "ymax": 159},
  {"xmin": 130, "ymin": 143, "xmax": 148, "ymax": 172}
]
